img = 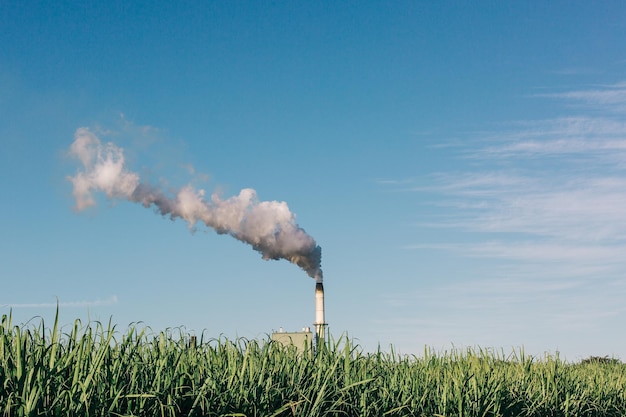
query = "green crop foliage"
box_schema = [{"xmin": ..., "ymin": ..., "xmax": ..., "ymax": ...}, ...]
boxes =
[{"xmin": 1, "ymin": 312, "xmax": 625, "ymax": 416}]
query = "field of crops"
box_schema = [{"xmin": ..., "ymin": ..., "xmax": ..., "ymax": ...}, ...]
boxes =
[{"xmin": 1, "ymin": 312, "xmax": 625, "ymax": 417}]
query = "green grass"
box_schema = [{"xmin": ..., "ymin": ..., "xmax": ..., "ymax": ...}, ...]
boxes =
[{"xmin": 1, "ymin": 311, "xmax": 625, "ymax": 416}]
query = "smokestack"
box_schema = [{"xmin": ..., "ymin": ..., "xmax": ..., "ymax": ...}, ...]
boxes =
[{"xmin": 314, "ymin": 282, "xmax": 326, "ymax": 343}]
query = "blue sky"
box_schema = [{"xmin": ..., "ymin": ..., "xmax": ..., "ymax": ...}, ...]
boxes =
[{"xmin": 2, "ymin": 1, "xmax": 626, "ymax": 360}]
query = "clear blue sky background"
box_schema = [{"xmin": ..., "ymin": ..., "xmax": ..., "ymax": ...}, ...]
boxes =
[{"xmin": 2, "ymin": 1, "xmax": 626, "ymax": 360}]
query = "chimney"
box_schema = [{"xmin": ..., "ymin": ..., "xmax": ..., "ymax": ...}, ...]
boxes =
[{"xmin": 314, "ymin": 282, "xmax": 326, "ymax": 344}]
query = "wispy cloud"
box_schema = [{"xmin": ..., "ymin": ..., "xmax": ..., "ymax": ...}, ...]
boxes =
[
  {"xmin": 356, "ymin": 81, "xmax": 626, "ymax": 357},
  {"xmin": 407, "ymin": 241, "xmax": 626, "ymax": 263},
  {"xmin": 426, "ymin": 174, "xmax": 626, "ymax": 242},
  {"xmin": 534, "ymin": 82, "xmax": 626, "ymax": 111},
  {"xmin": 407, "ymin": 82, "xmax": 626, "ymax": 249},
  {"xmin": 378, "ymin": 82, "xmax": 626, "ymax": 354},
  {"xmin": 4, "ymin": 295, "xmax": 118, "ymax": 308}
]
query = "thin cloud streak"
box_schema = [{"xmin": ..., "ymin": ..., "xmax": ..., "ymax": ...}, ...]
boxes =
[
  {"xmin": 411, "ymin": 172, "xmax": 626, "ymax": 247},
  {"xmin": 534, "ymin": 82, "xmax": 626, "ymax": 111},
  {"xmin": 5, "ymin": 295, "xmax": 119, "ymax": 308},
  {"xmin": 478, "ymin": 117, "xmax": 626, "ymax": 160},
  {"xmin": 406, "ymin": 242, "xmax": 626, "ymax": 262},
  {"xmin": 438, "ymin": 177, "xmax": 626, "ymax": 242}
]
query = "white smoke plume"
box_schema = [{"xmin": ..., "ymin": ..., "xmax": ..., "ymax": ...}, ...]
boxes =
[{"xmin": 67, "ymin": 128, "xmax": 323, "ymax": 282}]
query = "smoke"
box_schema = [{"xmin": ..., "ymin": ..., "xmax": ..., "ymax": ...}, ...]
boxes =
[{"xmin": 67, "ymin": 127, "xmax": 323, "ymax": 282}]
